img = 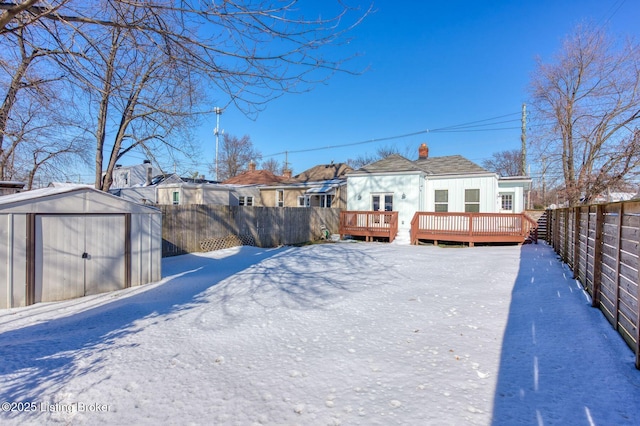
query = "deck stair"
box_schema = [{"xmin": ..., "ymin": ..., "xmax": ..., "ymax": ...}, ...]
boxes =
[{"xmin": 536, "ymin": 211, "xmax": 548, "ymax": 241}]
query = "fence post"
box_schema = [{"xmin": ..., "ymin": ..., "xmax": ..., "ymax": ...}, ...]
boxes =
[
  {"xmin": 553, "ymin": 209, "xmax": 559, "ymax": 252},
  {"xmin": 572, "ymin": 207, "xmax": 580, "ymax": 279},
  {"xmin": 591, "ymin": 204, "xmax": 604, "ymax": 308},
  {"xmin": 614, "ymin": 203, "xmax": 623, "ymax": 332},
  {"xmin": 584, "ymin": 206, "xmax": 590, "ymax": 289}
]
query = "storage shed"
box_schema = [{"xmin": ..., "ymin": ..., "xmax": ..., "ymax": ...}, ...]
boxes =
[{"xmin": 0, "ymin": 186, "xmax": 162, "ymax": 308}]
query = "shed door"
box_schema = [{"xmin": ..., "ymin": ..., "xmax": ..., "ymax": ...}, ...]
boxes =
[{"xmin": 35, "ymin": 215, "xmax": 126, "ymax": 303}]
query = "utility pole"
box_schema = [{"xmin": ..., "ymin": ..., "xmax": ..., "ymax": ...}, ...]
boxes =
[
  {"xmin": 521, "ymin": 103, "xmax": 527, "ymax": 176},
  {"xmin": 214, "ymin": 107, "xmax": 223, "ymax": 181}
]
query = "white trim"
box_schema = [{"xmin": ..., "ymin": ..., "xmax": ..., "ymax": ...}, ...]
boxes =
[
  {"xmin": 276, "ymin": 189, "xmax": 284, "ymax": 207},
  {"xmin": 347, "ymin": 170, "xmax": 424, "ymax": 178}
]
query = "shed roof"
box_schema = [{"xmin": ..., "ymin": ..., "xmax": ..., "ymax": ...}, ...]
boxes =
[{"xmin": 0, "ymin": 185, "xmax": 160, "ymax": 214}]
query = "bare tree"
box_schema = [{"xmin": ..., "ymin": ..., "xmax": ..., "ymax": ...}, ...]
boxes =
[
  {"xmin": 482, "ymin": 149, "xmax": 523, "ymax": 176},
  {"xmin": 261, "ymin": 158, "xmax": 285, "ymax": 176},
  {"xmin": 0, "ymin": 1, "xmax": 71, "ymax": 33},
  {"xmin": 1, "ymin": 1, "xmax": 369, "ymax": 190},
  {"xmin": 530, "ymin": 24, "xmax": 640, "ymax": 206},
  {"xmin": 0, "ymin": 20, "xmax": 88, "ymax": 185},
  {"xmin": 215, "ymin": 133, "xmax": 261, "ymax": 181}
]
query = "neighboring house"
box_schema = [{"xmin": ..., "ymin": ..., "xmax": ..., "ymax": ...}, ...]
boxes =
[
  {"xmin": 221, "ymin": 162, "xmax": 287, "ymax": 206},
  {"xmin": 0, "ymin": 186, "xmax": 161, "ymax": 308},
  {"xmin": 108, "ymin": 160, "xmax": 168, "ymax": 205},
  {"xmin": 109, "ymin": 174, "xmax": 183, "ymax": 205},
  {"xmin": 157, "ymin": 182, "xmax": 233, "ymax": 205},
  {"xmin": 346, "ymin": 144, "xmax": 531, "ymax": 233},
  {"xmin": 260, "ymin": 162, "xmax": 352, "ymax": 209},
  {"xmin": 108, "ymin": 161, "xmax": 234, "ymax": 206},
  {"xmin": 110, "ymin": 160, "xmax": 161, "ymax": 189}
]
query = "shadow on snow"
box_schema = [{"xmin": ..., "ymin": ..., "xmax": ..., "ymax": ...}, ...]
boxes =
[
  {"xmin": 0, "ymin": 246, "xmax": 282, "ymax": 408},
  {"xmin": 491, "ymin": 243, "xmax": 640, "ymax": 425},
  {"xmin": 0, "ymin": 243, "xmax": 380, "ymax": 414}
]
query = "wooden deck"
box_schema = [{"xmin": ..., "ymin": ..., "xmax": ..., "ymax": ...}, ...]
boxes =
[
  {"xmin": 410, "ymin": 212, "xmax": 538, "ymax": 246},
  {"xmin": 339, "ymin": 211, "xmax": 399, "ymax": 242}
]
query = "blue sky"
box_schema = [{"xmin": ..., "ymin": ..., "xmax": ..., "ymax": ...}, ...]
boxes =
[{"xmin": 162, "ymin": 0, "xmax": 639, "ymax": 179}]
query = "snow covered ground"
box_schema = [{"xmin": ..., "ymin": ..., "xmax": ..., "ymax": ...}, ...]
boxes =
[{"xmin": 1, "ymin": 242, "xmax": 639, "ymax": 425}]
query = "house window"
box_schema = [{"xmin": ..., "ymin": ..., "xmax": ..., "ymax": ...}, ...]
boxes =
[
  {"xmin": 172, "ymin": 191, "xmax": 180, "ymax": 205},
  {"xmin": 276, "ymin": 189, "xmax": 284, "ymax": 207},
  {"xmin": 298, "ymin": 196, "xmax": 310, "ymax": 207},
  {"xmin": 239, "ymin": 196, "xmax": 254, "ymax": 206},
  {"xmin": 465, "ymin": 189, "xmax": 480, "ymax": 212},
  {"xmin": 319, "ymin": 194, "xmax": 333, "ymax": 208},
  {"xmin": 434, "ymin": 190, "xmax": 448, "ymax": 212},
  {"xmin": 501, "ymin": 194, "xmax": 513, "ymax": 211},
  {"xmin": 372, "ymin": 194, "xmax": 393, "ymax": 211}
]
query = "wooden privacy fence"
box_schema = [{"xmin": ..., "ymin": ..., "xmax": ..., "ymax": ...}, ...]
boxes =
[
  {"xmin": 547, "ymin": 201, "xmax": 640, "ymax": 368},
  {"xmin": 161, "ymin": 205, "xmax": 340, "ymax": 257},
  {"xmin": 339, "ymin": 211, "xmax": 399, "ymax": 242},
  {"xmin": 410, "ymin": 212, "xmax": 538, "ymax": 246}
]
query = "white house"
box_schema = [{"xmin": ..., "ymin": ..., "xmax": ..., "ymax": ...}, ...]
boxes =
[
  {"xmin": 0, "ymin": 186, "xmax": 162, "ymax": 308},
  {"xmin": 110, "ymin": 160, "xmax": 161, "ymax": 189},
  {"xmin": 346, "ymin": 144, "xmax": 531, "ymax": 239}
]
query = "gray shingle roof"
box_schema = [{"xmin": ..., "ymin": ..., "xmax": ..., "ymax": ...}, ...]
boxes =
[
  {"xmin": 415, "ymin": 155, "xmax": 490, "ymax": 175},
  {"xmin": 293, "ymin": 163, "xmax": 353, "ymax": 182},
  {"xmin": 354, "ymin": 154, "xmax": 423, "ymax": 173},
  {"xmin": 351, "ymin": 154, "xmax": 490, "ymax": 176}
]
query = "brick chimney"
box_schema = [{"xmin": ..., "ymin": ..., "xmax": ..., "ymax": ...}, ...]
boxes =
[
  {"xmin": 282, "ymin": 169, "xmax": 292, "ymax": 179},
  {"xmin": 418, "ymin": 143, "xmax": 429, "ymax": 159},
  {"xmin": 249, "ymin": 161, "xmax": 256, "ymax": 172}
]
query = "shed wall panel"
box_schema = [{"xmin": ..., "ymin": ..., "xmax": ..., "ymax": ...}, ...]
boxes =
[
  {"xmin": 84, "ymin": 215, "xmax": 126, "ymax": 295},
  {"xmin": 130, "ymin": 213, "xmax": 162, "ymax": 286},
  {"xmin": 35, "ymin": 215, "xmax": 85, "ymax": 302},
  {"xmin": 0, "ymin": 215, "xmax": 10, "ymax": 308}
]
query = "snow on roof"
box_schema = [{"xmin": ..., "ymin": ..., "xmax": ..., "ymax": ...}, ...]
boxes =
[
  {"xmin": 0, "ymin": 185, "xmax": 92, "ymax": 205},
  {"xmin": 305, "ymin": 183, "xmax": 339, "ymax": 194},
  {"xmin": 0, "ymin": 185, "xmax": 160, "ymax": 213}
]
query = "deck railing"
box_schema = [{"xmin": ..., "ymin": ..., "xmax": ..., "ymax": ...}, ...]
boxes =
[
  {"xmin": 410, "ymin": 212, "xmax": 538, "ymax": 246},
  {"xmin": 339, "ymin": 211, "xmax": 399, "ymax": 242}
]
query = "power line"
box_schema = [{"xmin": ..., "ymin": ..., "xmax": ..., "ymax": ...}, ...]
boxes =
[
  {"xmin": 263, "ymin": 112, "xmax": 524, "ymax": 158},
  {"xmin": 429, "ymin": 113, "xmax": 521, "ymax": 131},
  {"xmin": 598, "ymin": 0, "xmax": 626, "ymax": 30}
]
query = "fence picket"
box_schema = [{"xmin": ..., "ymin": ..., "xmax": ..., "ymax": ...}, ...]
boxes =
[
  {"xmin": 547, "ymin": 200, "xmax": 640, "ymax": 369},
  {"xmin": 160, "ymin": 205, "xmax": 340, "ymax": 256}
]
